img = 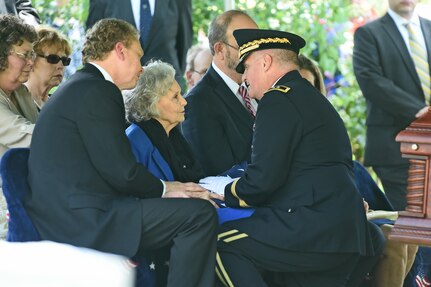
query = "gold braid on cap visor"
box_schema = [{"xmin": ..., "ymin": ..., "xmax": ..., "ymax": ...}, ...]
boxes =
[{"xmin": 238, "ymin": 37, "xmax": 292, "ymax": 57}]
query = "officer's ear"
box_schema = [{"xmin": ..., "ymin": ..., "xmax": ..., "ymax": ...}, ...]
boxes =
[{"xmin": 262, "ymin": 53, "xmax": 273, "ymax": 72}]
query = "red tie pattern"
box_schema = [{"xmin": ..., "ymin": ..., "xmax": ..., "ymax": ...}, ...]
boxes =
[{"xmin": 238, "ymin": 85, "xmax": 255, "ymax": 117}]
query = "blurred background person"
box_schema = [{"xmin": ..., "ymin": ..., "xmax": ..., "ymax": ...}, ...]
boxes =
[
  {"xmin": 86, "ymin": 0, "xmax": 192, "ymax": 91},
  {"xmin": 298, "ymin": 54, "xmax": 326, "ymax": 95},
  {"xmin": 353, "ymin": 0, "xmax": 431, "ymax": 210},
  {"xmin": 0, "ymin": 0, "xmax": 40, "ymax": 25},
  {"xmin": 0, "ymin": 14, "xmax": 38, "ymax": 239},
  {"xmin": 25, "ymin": 26, "xmax": 71, "ymax": 110},
  {"xmin": 184, "ymin": 44, "xmax": 212, "ymax": 91}
]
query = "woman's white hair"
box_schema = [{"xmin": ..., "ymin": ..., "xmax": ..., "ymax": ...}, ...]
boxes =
[{"xmin": 124, "ymin": 60, "xmax": 176, "ymax": 123}]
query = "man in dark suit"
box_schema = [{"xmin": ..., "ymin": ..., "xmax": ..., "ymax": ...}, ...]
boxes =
[
  {"xmin": 0, "ymin": 0, "xmax": 40, "ymax": 25},
  {"xmin": 353, "ymin": 0, "xmax": 431, "ymax": 210},
  {"xmin": 86, "ymin": 0, "xmax": 192, "ymax": 90},
  {"xmin": 26, "ymin": 19, "xmax": 218, "ymax": 287},
  {"xmin": 182, "ymin": 10, "xmax": 258, "ymax": 176},
  {"xmin": 213, "ymin": 28, "xmax": 381, "ymax": 286}
]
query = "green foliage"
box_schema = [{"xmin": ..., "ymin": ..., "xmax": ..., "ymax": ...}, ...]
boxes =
[
  {"xmin": 192, "ymin": 0, "xmax": 224, "ymax": 42},
  {"xmin": 32, "ymin": 0, "xmax": 88, "ymax": 52}
]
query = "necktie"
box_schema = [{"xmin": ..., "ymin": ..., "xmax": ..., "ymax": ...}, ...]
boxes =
[
  {"xmin": 239, "ymin": 85, "xmax": 255, "ymax": 117},
  {"xmin": 406, "ymin": 23, "xmax": 431, "ymax": 103},
  {"xmin": 140, "ymin": 0, "xmax": 152, "ymax": 45}
]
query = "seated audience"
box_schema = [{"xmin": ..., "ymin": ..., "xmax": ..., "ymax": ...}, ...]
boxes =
[
  {"xmin": 184, "ymin": 44, "xmax": 212, "ymax": 90},
  {"xmin": 25, "ymin": 26, "xmax": 72, "ymax": 110},
  {"xmin": 25, "ymin": 18, "xmax": 218, "ymax": 287},
  {"xmin": 0, "ymin": 14, "xmax": 38, "ymax": 240}
]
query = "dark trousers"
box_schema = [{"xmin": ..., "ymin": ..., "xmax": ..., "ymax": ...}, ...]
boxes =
[
  {"xmin": 216, "ymin": 226, "xmax": 360, "ymax": 287},
  {"xmin": 373, "ymin": 164, "xmax": 409, "ymax": 210},
  {"xmin": 136, "ymin": 198, "xmax": 218, "ymax": 287},
  {"xmin": 346, "ymin": 221, "xmax": 386, "ymax": 287}
]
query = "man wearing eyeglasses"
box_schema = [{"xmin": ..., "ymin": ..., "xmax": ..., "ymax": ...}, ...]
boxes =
[
  {"xmin": 182, "ymin": 10, "xmax": 259, "ymax": 177},
  {"xmin": 184, "ymin": 44, "xmax": 212, "ymax": 90}
]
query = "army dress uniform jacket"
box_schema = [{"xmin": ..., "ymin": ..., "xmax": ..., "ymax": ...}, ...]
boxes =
[{"xmin": 223, "ymin": 70, "xmax": 373, "ymax": 255}]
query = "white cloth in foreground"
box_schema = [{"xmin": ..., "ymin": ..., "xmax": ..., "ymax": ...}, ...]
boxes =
[
  {"xmin": 0, "ymin": 240, "xmax": 135, "ymax": 287},
  {"xmin": 199, "ymin": 176, "xmax": 236, "ymax": 195}
]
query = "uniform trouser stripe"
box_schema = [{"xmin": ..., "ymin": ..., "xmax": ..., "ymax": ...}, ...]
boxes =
[
  {"xmin": 223, "ymin": 233, "xmax": 248, "ymax": 243},
  {"xmin": 218, "ymin": 229, "xmax": 239, "ymax": 240},
  {"xmin": 216, "ymin": 252, "xmax": 234, "ymax": 287}
]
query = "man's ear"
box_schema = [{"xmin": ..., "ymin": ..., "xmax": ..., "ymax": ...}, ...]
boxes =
[
  {"xmin": 186, "ymin": 70, "xmax": 193, "ymax": 85},
  {"xmin": 262, "ymin": 53, "xmax": 273, "ymax": 72},
  {"xmin": 115, "ymin": 42, "xmax": 127, "ymax": 60},
  {"xmin": 213, "ymin": 42, "xmax": 225, "ymax": 59}
]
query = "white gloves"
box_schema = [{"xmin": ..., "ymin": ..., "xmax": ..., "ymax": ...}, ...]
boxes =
[{"xmin": 199, "ymin": 176, "xmax": 237, "ymax": 195}]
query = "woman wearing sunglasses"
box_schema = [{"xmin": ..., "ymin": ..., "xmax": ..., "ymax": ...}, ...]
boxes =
[{"xmin": 25, "ymin": 26, "xmax": 71, "ymax": 110}]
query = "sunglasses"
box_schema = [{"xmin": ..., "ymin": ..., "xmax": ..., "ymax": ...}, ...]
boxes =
[{"xmin": 37, "ymin": 54, "xmax": 71, "ymax": 66}]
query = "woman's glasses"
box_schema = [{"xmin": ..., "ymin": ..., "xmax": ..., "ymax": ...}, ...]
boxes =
[
  {"xmin": 37, "ymin": 54, "xmax": 71, "ymax": 66},
  {"xmin": 11, "ymin": 50, "xmax": 37, "ymax": 61}
]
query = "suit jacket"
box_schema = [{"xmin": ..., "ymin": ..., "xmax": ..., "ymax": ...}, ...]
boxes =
[
  {"xmin": 182, "ymin": 66, "xmax": 255, "ymax": 176},
  {"xmin": 86, "ymin": 0, "xmax": 192, "ymax": 85},
  {"xmin": 224, "ymin": 71, "xmax": 373, "ymax": 255},
  {"xmin": 0, "ymin": 85, "xmax": 37, "ymax": 158},
  {"xmin": 2, "ymin": 0, "xmax": 40, "ymax": 25},
  {"xmin": 126, "ymin": 123, "xmax": 175, "ymax": 181},
  {"xmin": 26, "ymin": 64, "xmax": 164, "ymax": 257},
  {"xmin": 353, "ymin": 13, "xmax": 431, "ymax": 166}
]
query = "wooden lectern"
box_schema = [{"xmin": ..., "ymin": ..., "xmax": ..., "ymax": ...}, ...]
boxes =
[{"xmin": 389, "ymin": 110, "xmax": 431, "ymax": 246}]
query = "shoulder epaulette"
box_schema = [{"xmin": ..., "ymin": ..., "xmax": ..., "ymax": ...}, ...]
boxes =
[{"xmin": 265, "ymin": 85, "xmax": 290, "ymax": 94}]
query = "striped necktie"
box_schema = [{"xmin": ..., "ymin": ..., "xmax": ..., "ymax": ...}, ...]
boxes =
[
  {"xmin": 238, "ymin": 85, "xmax": 255, "ymax": 117},
  {"xmin": 406, "ymin": 23, "xmax": 431, "ymax": 103}
]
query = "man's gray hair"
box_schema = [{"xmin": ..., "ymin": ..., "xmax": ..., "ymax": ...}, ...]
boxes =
[{"xmin": 125, "ymin": 60, "xmax": 176, "ymax": 123}]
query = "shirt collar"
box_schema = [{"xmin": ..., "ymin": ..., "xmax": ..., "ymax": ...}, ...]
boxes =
[
  {"xmin": 388, "ymin": 8, "xmax": 421, "ymax": 27},
  {"xmin": 212, "ymin": 62, "xmax": 240, "ymax": 94},
  {"xmin": 89, "ymin": 62, "xmax": 114, "ymax": 84}
]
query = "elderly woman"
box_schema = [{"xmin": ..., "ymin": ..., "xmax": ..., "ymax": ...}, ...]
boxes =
[
  {"xmin": 125, "ymin": 60, "xmax": 205, "ymax": 183},
  {"xmin": 124, "ymin": 60, "xmax": 209, "ymax": 286},
  {"xmin": 0, "ymin": 14, "xmax": 38, "ymax": 239},
  {"xmin": 25, "ymin": 26, "xmax": 71, "ymax": 110}
]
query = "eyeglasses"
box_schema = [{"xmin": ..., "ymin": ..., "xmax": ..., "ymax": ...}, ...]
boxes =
[
  {"xmin": 37, "ymin": 54, "xmax": 71, "ymax": 66},
  {"xmin": 10, "ymin": 50, "xmax": 37, "ymax": 61},
  {"xmin": 190, "ymin": 68, "xmax": 207, "ymax": 76},
  {"xmin": 221, "ymin": 41, "xmax": 239, "ymax": 51}
]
